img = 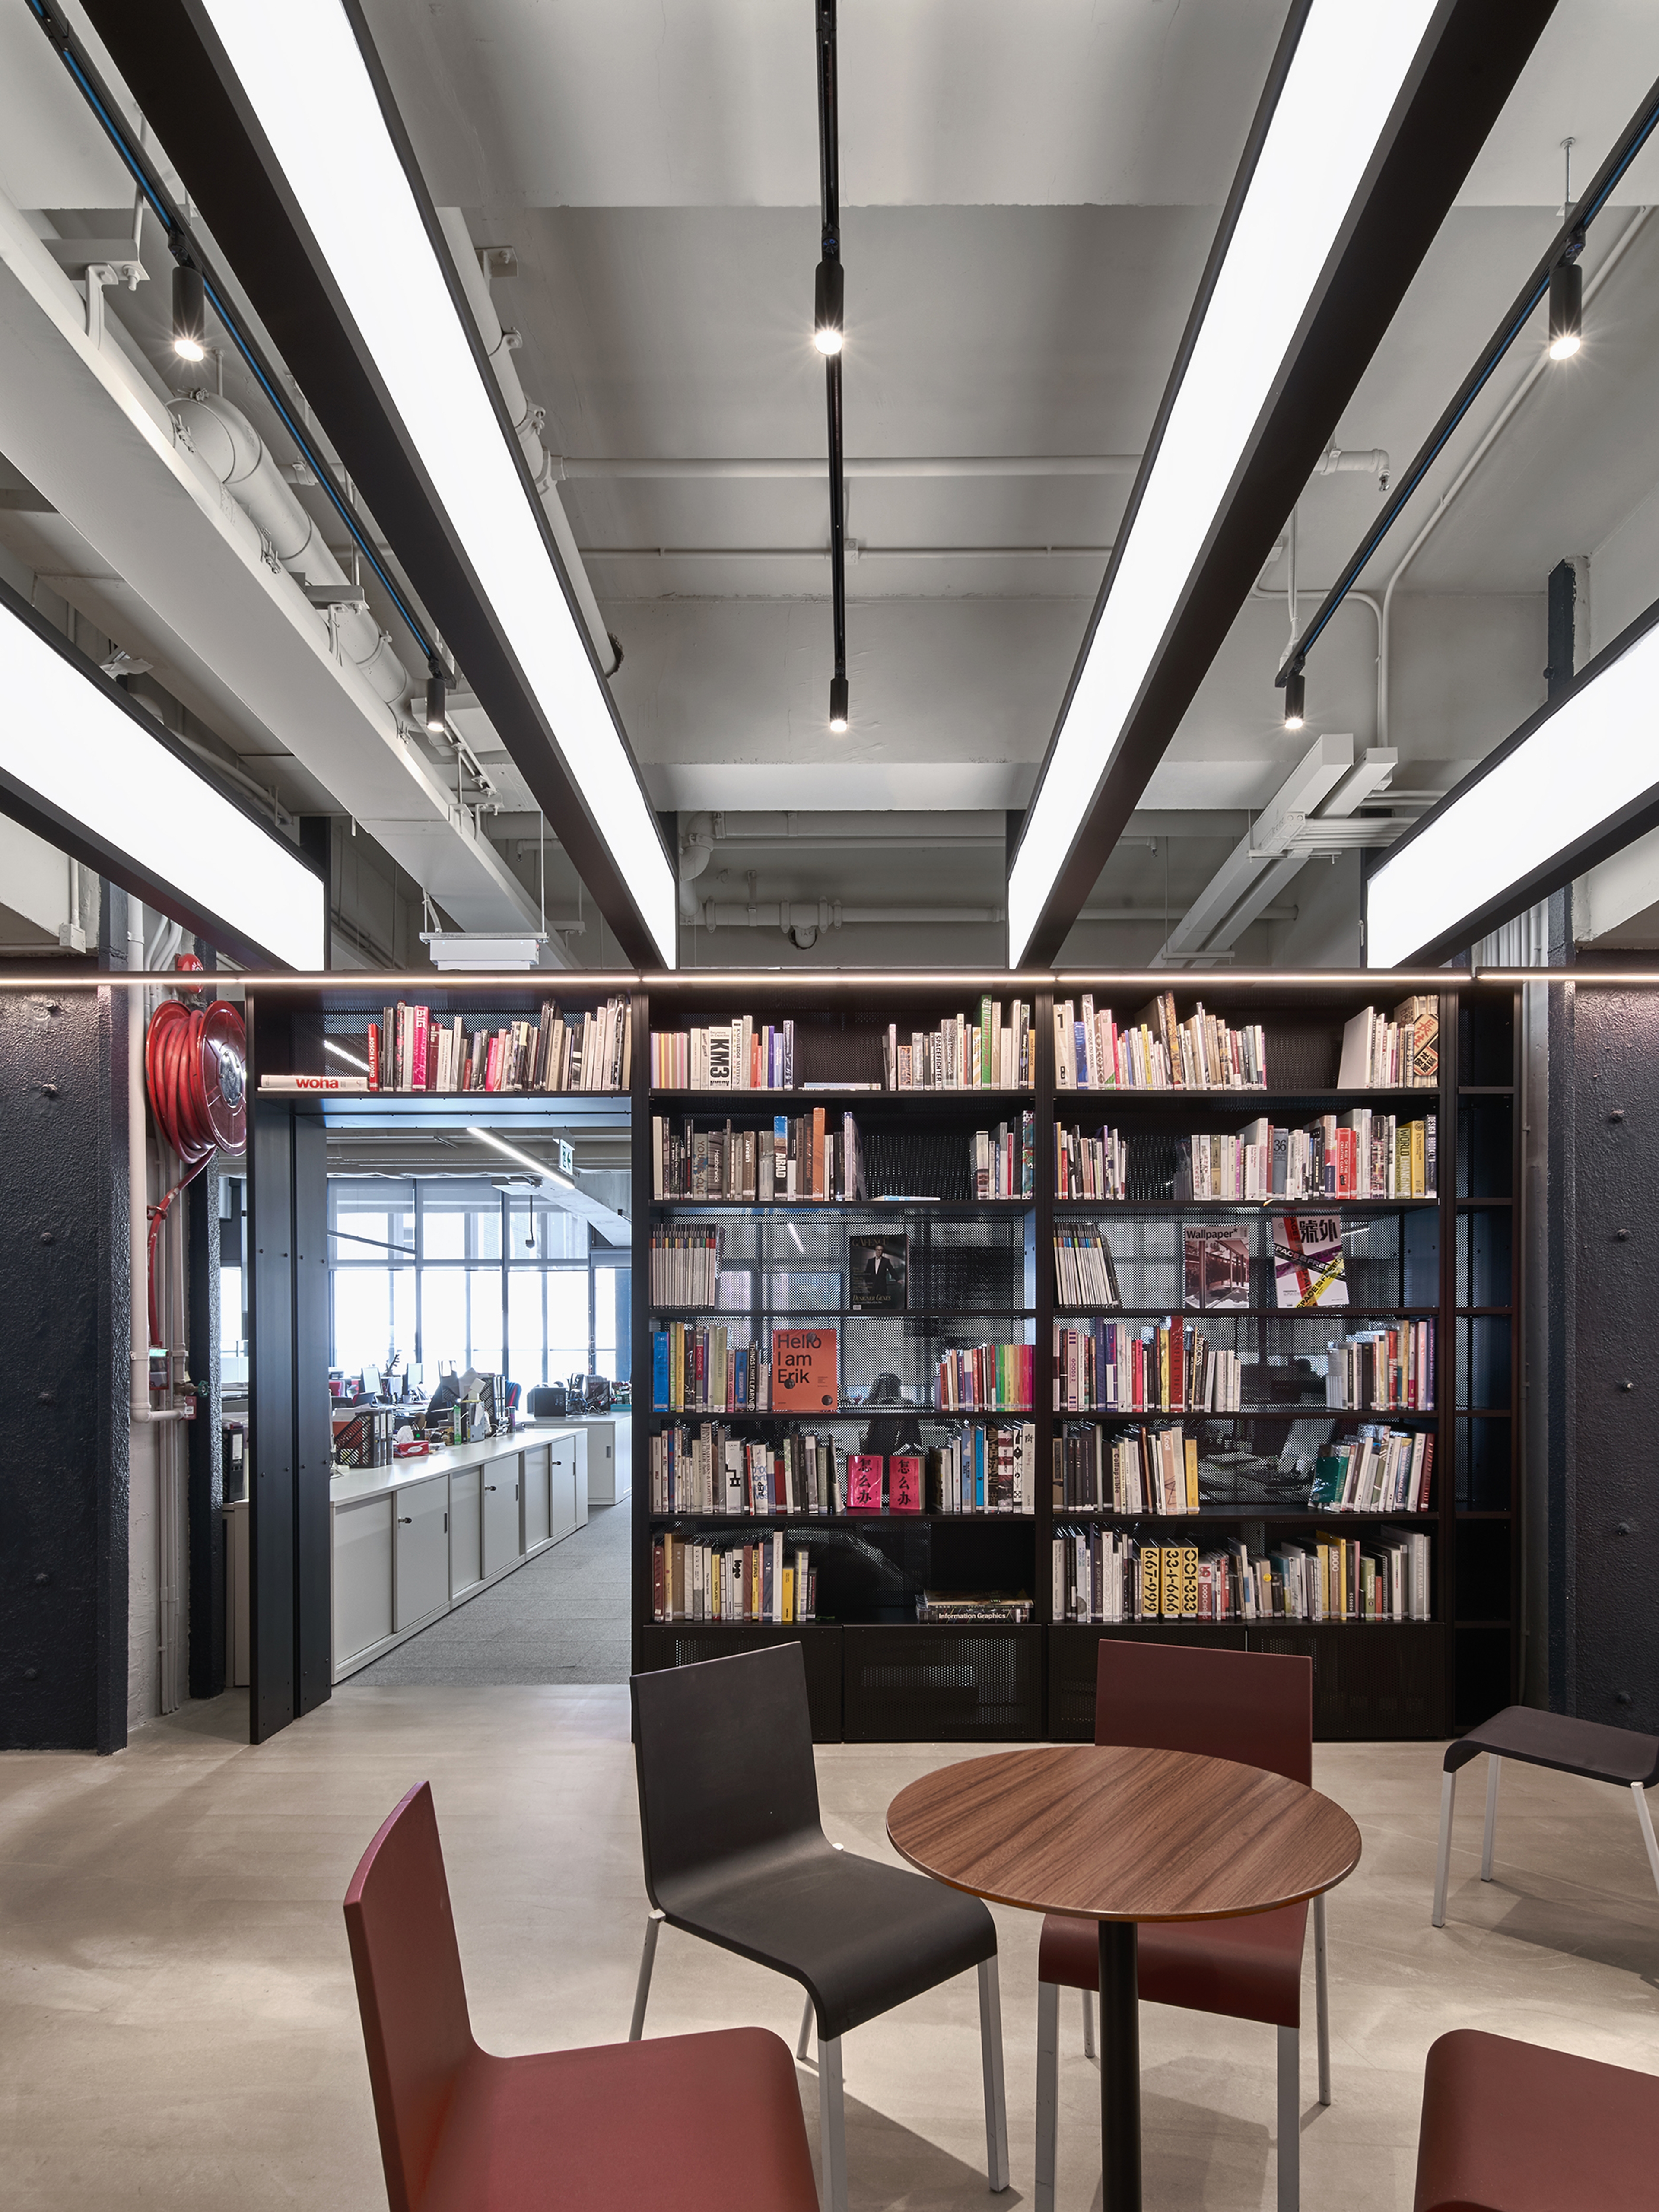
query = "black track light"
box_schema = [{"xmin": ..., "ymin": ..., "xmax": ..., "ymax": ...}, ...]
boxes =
[
  {"xmin": 814, "ymin": 257, "xmax": 844, "ymax": 355},
  {"xmin": 1548, "ymin": 254, "xmax": 1583, "ymax": 360},
  {"xmin": 1283, "ymin": 664, "xmax": 1306, "ymax": 731},
  {"xmin": 425, "ymin": 666, "xmax": 447, "ymax": 734},
  {"xmin": 172, "ymin": 263, "xmax": 207, "ymax": 362},
  {"xmin": 829, "ymin": 674, "xmax": 849, "ymax": 733}
]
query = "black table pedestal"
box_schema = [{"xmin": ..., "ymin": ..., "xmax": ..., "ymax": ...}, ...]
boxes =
[{"xmin": 1098, "ymin": 1919, "xmax": 1141, "ymax": 2209}]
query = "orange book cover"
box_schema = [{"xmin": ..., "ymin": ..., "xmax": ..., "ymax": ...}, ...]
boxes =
[{"xmin": 772, "ymin": 1327, "xmax": 838, "ymax": 1413}]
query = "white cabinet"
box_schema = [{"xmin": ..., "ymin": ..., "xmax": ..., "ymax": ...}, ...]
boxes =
[
  {"xmin": 522, "ymin": 1443, "xmax": 552, "ymax": 1549},
  {"xmin": 483, "ymin": 1457, "xmax": 521, "ymax": 1578},
  {"xmin": 550, "ymin": 1435, "xmax": 578, "ymax": 1544},
  {"xmin": 450, "ymin": 1465, "xmax": 482, "ymax": 1595},
  {"xmin": 394, "ymin": 1475, "xmax": 450, "ymax": 1630},
  {"xmin": 335, "ymin": 1495, "xmax": 393, "ymax": 1662}
]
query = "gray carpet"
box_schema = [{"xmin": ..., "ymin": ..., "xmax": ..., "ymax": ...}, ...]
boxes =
[{"xmin": 343, "ymin": 1497, "xmax": 632, "ymax": 1687}]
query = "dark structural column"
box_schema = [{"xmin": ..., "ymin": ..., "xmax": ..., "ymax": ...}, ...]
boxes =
[{"xmin": 0, "ymin": 899, "xmax": 131, "ymax": 1751}]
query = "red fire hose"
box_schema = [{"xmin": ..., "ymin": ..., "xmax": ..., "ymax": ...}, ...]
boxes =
[{"xmin": 144, "ymin": 980, "xmax": 247, "ymax": 1350}]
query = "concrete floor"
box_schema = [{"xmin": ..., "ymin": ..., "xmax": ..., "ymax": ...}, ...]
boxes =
[{"xmin": 3, "ymin": 1693, "xmax": 1658, "ymax": 2210}]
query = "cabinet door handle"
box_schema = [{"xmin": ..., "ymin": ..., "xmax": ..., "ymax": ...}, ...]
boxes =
[
  {"xmin": 485, "ymin": 1484, "xmax": 497, "ymax": 1491},
  {"xmin": 397, "ymin": 1516, "xmax": 412, "ymax": 1525}
]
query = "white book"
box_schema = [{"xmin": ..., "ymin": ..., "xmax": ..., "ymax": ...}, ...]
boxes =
[{"xmin": 1338, "ymin": 1007, "xmax": 1376, "ymax": 1088}]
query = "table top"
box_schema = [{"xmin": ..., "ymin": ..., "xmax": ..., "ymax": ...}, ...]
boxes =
[{"xmin": 887, "ymin": 1744, "xmax": 1361, "ymax": 1923}]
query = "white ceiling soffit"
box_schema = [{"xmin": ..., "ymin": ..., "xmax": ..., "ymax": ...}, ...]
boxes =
[
  {"xmin": 362, "ymin": 0, "xmax": 1659, "ymax": 216},
  {"xmin": 0, "ymin": 185, "xmax": 542, "ymax": 939},
  {"xmin": 0, "ymin": 574, "xmax": 325, "ymax": 967}
]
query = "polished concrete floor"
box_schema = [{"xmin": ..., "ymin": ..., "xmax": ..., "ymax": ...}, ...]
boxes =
[{"xmin": 4, "ymin": 1691, "xmax": 1658, "ymax": 2209}]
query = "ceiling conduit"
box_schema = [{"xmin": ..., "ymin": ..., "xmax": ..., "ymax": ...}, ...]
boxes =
[
  {"xmin": 167, "ymin": 390, "xmax": 410, "ymax": 705},
  {"xmin": 434, "ymin": 207, "xmax": 621, "ymax": 678}
]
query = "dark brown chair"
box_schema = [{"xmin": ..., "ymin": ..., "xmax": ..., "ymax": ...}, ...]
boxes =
[
  {"xmin": 1415, "ymin": 2028, "xmax": 1659, "ymax": 2209},
  {"xmin": 629, "ymin": 1643, "xmax": 1009, "ymax": 2212},
  {"xmin": 343, "ymin": 1780, "xmax": 819, "ymax": 2212},
  {"xmin": 1034, "ymin": 1641, "xmax": 1329, "ymax": 2212},
  {"xmin": 1432, "ymin": 1704, "xmax": 1659, "ymax": 1926}
]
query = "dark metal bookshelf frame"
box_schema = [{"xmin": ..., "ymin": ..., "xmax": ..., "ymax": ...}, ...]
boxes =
[{"xmin": 633, "ymin": 977, "xmax": 1519, "ymax": 1743}]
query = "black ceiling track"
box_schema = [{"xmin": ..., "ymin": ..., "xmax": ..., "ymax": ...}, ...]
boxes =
[{"xmin": 816, "ymin": 0, "xmax": 849, "ymax": 732}]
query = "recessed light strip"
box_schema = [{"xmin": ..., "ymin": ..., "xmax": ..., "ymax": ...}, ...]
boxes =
[{"xmin": 1007, "ymin": 0, "xmax": 1554, "ymax": 966}]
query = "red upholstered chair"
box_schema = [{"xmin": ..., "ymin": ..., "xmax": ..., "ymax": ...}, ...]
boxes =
[
  {"xmin": 1415, "ymin": 2028, "xmax": 1659, "ymax": 2210},
  {"xmin": 1034, "ymin": 1642, "xmax": 1331, "ymax": 2212},
  {"xmin": 343, "ymin": 1782, "xmax": 820, "ymax": 2212}
]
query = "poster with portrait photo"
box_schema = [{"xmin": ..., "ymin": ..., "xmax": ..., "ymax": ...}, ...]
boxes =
[{"xmin": 848, "ymin": 1231, "xmax": 908, "ymax": 1313}]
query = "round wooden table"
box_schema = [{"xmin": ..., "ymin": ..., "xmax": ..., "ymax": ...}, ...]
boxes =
[{"xmin": 887, "ymin": 1744, "xmax": 1361, "ymax": 2212}]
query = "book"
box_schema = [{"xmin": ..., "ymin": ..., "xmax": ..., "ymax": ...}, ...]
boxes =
[
  {"xmin": 889, "ymin": 1453, "xmax": 923, "ymax": 1513},
  {"xmin": 772, "ymin": 1328, "xmax": 838, "ymax": 1413},
  {"xmin": 847, "ymin": 1454, "xmax": 884, "ymax": 1511},
  {"xmin": 257, "ymin": 1074, "xmax": 369, "ymax": 1092},
  {"xmin": 849, "ymin": 1231, "xmax": 907, "ymax": 1312},
  {"xmin": 1273, "ymin": 1214, "xmax": 1348, "ymax": 1307},
  {"xmin": 1182, "ymin": 1229, "xmax": 1250, "ymax": 1310}
]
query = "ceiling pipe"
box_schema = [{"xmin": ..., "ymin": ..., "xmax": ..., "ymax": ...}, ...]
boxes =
[
  {"xmin": 552, "ymin": 454, "xmax": 1143, "ymax": 480},
  {"xmin": 433, "ymin": 207, "xmax": 621, "ymax": 679},
  {"xmin": 166, "ymin": 389, "xmax": 409, "ymax": 704}
]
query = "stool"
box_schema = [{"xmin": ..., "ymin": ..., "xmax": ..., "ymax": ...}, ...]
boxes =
[
  {"xmin": 1432, "ymin": 1705, "xmax": 1659, "ymax": 1926},
  {"xmin": 1415, "ymin": 2028, "xmax": 1659, "ymax": 2210}
]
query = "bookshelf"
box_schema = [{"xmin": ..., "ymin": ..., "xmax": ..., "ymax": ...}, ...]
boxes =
[{"xmin": 633, "ymin": 979, "xmax": 1520, "ymax": 1745}]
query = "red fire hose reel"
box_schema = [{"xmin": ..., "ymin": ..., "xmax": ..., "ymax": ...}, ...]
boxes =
[{"xmin": 144, "ymin": 976, "xmax": 247, "ymax": 1351}]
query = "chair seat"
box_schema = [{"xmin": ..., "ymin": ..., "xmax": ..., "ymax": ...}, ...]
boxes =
[
  {"xmin": 419, "ymin": 2026, "xmax": 819, "ymax": 2212},
  {"xmin": 1416, "ymin": 2028, "xmax": 1659, "ymax": 2211},
  {"xmin": 658, "ymin": 1837, "xmax": 997, "ymax": 2041},
  {"xmin": 1443, "ymin": 1705, "xmax": 1659, "ymax": 1787},
  {"xmin": 1038, "ymin": 1903, "xmax": 1308, "ymax": 2030}
]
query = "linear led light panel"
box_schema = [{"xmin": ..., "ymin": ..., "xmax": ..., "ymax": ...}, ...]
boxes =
[
  {"xmin": 1367, "ymin": 600, "xmax": 1659, "ymax": 967},
  {"xmin": 190, "ymin": 0, "xmax": 677, "ymax": 968},
  {"xmin": 0, "ymin": 583, "xmax": 324, "ymax": 969},
  {"xmin": 1009, "ymin": 0, "xmax": 1452, "ymax": 965}
]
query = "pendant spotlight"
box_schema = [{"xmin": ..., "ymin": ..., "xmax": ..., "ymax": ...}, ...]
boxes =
[
  {"xmin": 171, "ymin": 261, "xmax": 207, "ymax": 361},
  {"xmin": 815, "ymin": 0, "xmax": 849, "ymax": 736},
  {"xmin": 1283, "ymin": 663, "xmax": 1306, "ymax": 731},
  {"xmin": 814, "ymin": 257, "xmax": 844, "ymax": 355},
  {"xmin": 425, "ymin": 662, "xmax": 447, "ymax": 734},
  {"xmin": 1548, "ymin": 245, "xmax": 1583, "ymax": 360}
]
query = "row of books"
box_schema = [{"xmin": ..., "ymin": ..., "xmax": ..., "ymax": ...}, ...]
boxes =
[
  {"xmin": 1325, "ymin": 1322, "xmax": 1435, "ymax": 1411},
  {"xmin": 367, "ymin": 998, "xmax": 629, "ymax": 1094},
  {"xmin": 1056, "ymin": 1423, "xmax": 1200, "ymax": 1513},
  {"xmin": 1052, "ymin": 1321, "xmax": 1244, "ymax": 1413},
  {"xmin": 973, "ymin": 1118, "xmax": 1035, "ymax": 1198},
  {"xmin": 650, "ymin": 1111, "xmax": 868, "ymax": 1203},
  {"xmin": 649, "ymin": 1425, "xmax": 838, "ymax": 1516},
  {"xmin": 651, "ymin": 1019, "xmax": 796, "ymax": 1090},
  {"xmin": 649, "ymin": 1230, "xmax": 722, "ymax": 1309},
  {"xmin": 1055, "ymin": 1124, "xmax": 1128, "ymax": 1201},
  {"xmin": 652, "ymin": 1531, "xmax": 816, "ymax": 1622},
  {"xmin": 1311, "ymin": 1427, "xmax": 1435, "ymax": 1511},
  {"xmin": 1172, "ymin": 1115, "xmax": 1436, "ymax": 1202},
  {"xmin": 1055, "ymin": 992, "xmax": 1268, "ymax": 1092},
  {"xmin": 652, "ymin": 1324, "xmax": 774, "ymax": 1413},
  {"xmin": 936, "ymin": 1342, "xmax": 1035, "ymax": 1411},
  {"xmin": 881, "ymin": 1001, "xmax": 1034, "ymax": 1090},
  {"xmin": 1338, "ymin": 998, "xmax": 1440, "ymax": 1089},
  {"xmin": 1052, "ymin": 1528, "xmax": 1431, "ymax": 1622},
  {"xmin": 1052, "ymin": 1227, "xmax": 1123, "ymax": 1306}
]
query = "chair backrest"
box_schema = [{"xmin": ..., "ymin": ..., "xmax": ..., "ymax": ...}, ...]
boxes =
[
  {"xmin": 342, "ymin": 1782, "xmax": 476, "ymax": 2212},
  {"xmin": 631, "ymin": 1644, "xmax": 823, "ymax": 1903},
  {"xmin": 1094, "ymin": 1639, "xmax": 1312, "ymax": 1787}
]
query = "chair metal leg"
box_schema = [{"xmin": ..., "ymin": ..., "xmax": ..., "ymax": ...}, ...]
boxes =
[
  {"xmin": 1033, "ymin": 1980, "xmax": 1058, "ymax": 2212},
  {"xmin": 977, "ymin": 1956, "xmax": 1010, "ymax": 2193},
  {"xmin": 1481, "ymin": 1755, "xmax": 1502, "ymax": 1881},
  {"xmin": 1633, "ymin": 1784, "xmax": 1659, "ymax": 1904},
  {"xmin": 1313, "ymin": 1892, "xmax": 1331, "ymax": 2108},
  {"xmin": 797, "ymin": 1989, "xmax": 815, "ymax": 2062},
  {"xmin": 628, "ymin": 1910, "xmax": 663, "ymax": 2042},
  {"xmin": 1276, "ymin": 2023, "xmax": 1300, "ymax": 2212},
  {"xmin": 1432, "ymin": 1769, "xmax": 1456, "ymax": 1927},
  {"xmin": 1081, "ymin": 1984, "xmax": 1097, "ymax": 2060},
  {"xmin": 818, "ymin": 2033, "xmax": 847, "ymax": 2212}
]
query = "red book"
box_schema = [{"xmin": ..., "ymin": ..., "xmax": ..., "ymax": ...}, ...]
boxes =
[
  {"xmin": 366, "ymin": 1023, "xmax": 380, "ymax": 1091},
  {"xmin": 889, "ymin": 1454, "xmax": 922, "ymax": 1513},
  {"xmin": 485, "ymin": 1032, "xmax": 502, "ymax": 1092},
  {"xmin": 411, "ymin": 1006, "xmax": 429, "ymax": 1091},
  {"xmin": 847, "ymin": 1455, "xmax": 884, "ymax": 1512}
]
